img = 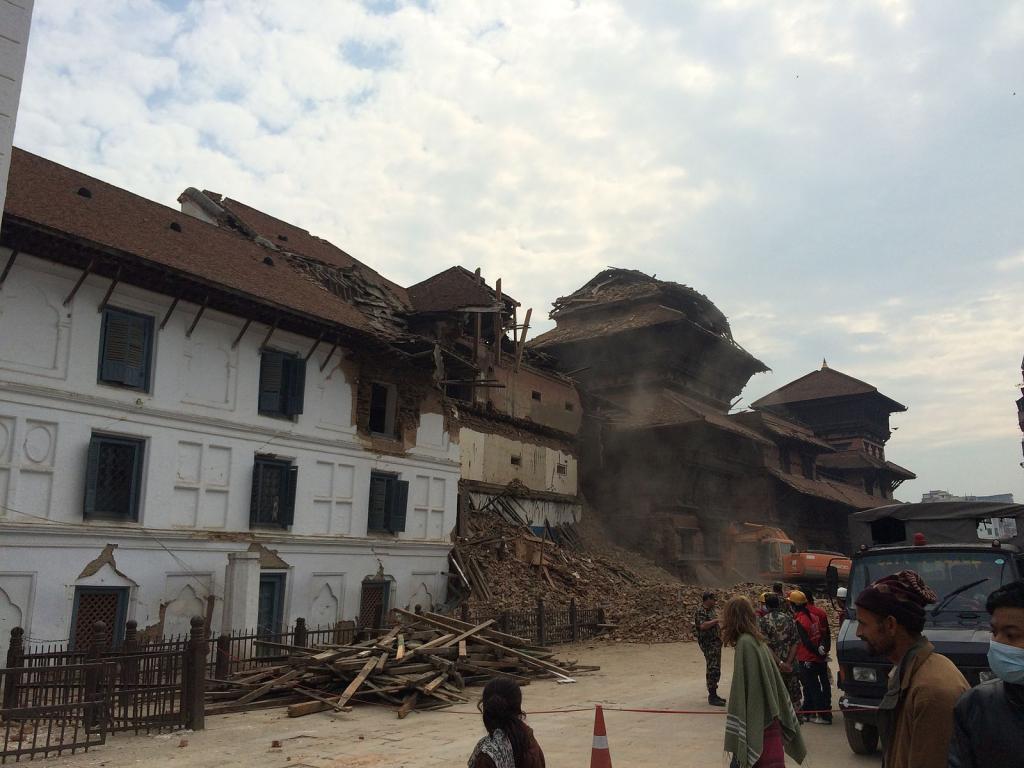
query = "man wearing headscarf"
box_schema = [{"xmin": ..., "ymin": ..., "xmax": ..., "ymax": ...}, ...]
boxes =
[{"xmin": 854, "ymin": 570, "xmax": 968, "ymax": 768}]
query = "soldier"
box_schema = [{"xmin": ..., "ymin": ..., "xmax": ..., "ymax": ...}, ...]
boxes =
[
  {"xmin": 758, "ymin": 593, "xmax": 803, "ymax": 717},
  {"xmin": 695, "ymin": 591, "xmax": 727, "ymax": 706}
]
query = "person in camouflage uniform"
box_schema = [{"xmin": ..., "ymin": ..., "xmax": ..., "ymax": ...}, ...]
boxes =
[
  {"xmin": 758, "ymin": 593, "xmax": 803, "ymax": 716},
  {"xmin": 694, "ymin": 591, "xmax": 726, "ymax": 706}
]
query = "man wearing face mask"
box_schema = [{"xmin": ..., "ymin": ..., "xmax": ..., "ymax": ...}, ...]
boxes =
[
  {"xmin": 948, "ymin": 580, "xmax": 1024, "ymax": 767},
  {"xmin": 854, "ymin": 570, "xmax": 968, "ymax": 768}
]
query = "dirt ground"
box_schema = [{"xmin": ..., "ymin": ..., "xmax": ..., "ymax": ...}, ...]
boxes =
[{"xmin": 37, "ymin": 643, "xmax": 879, "ymax": 768}]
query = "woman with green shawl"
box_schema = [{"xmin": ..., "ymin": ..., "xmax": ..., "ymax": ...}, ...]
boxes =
[{"xmin": 721, "ymin": 596, "xmax": 807, "ymax": 768}]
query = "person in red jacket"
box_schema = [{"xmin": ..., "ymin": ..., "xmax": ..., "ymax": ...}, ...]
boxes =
[{"xmin": 789, "ymin": 590, "xmax": 831, "ymax": 724}]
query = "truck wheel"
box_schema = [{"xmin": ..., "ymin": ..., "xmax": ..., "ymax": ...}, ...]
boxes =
[{"xmin": 844, "ymin": 717, "xmax": 878, "ymax": 755}]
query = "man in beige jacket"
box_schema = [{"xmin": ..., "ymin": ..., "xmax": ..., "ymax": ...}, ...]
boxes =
[{"xmin": 854, "ymin": 570, "xmax": 968, "ymax": 768}]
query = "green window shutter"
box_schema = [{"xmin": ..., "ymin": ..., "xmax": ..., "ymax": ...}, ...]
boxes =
[
  {"xmin": 368, "ymin": 473, "xmax": 389, "ymax": 532},
  {"xmin": 101, "ymin": 309, "xmax": 152, "ymax": 389},
  {"xmin": 280, "ymin": 466, "xmax": 298, "ymax": 528},
  {"xmin": 259, "ymin": 352, "xmax": 285, "ymax": 414},
  {"xmin": 249, "ymin": 461, "xmax": 264, "ymax": 528},
  {"xmin": 83, "ymin": 437, "xmax": 101, "ymax": 519},
  {"xmin": 128, "ymin": 440, "xmax": 145, "ymax": 521},
  {"xmin": 284, "ymin": 356, "xmax": 306, "ymax": 416},
  {"xmin": 388, "ymin": 479, "xmax": 409, "ymax": 533}
]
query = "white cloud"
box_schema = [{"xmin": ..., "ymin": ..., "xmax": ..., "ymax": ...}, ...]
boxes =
[{"xmin": 14, "ymin": 0, "xmax": 1024, "ymax": 499}]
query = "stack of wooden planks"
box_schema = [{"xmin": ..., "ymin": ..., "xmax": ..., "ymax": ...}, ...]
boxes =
[{"xmin": 206, "ymin": 609, "xmax": 597, "ymax": 719}]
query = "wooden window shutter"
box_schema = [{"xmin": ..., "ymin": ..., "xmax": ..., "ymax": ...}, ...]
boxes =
[
  {"xmin": 280, "ymin": 465, "xmax": 298, "ymax": 527},
  {"xmin": 101, "ymin": 309, "xmax": 152, "ymax": 389},
  {"xmin": 284, "ymin": 356, "xmax": 306, "ymax": 417},
  {"xmin": 249, "ymin": 461, "xmax": 264, "ymax": 527},
  {"xmin": 388, "ymin": 479, "xmax": 409, "ymax": 533},
  {"xmin": 368, "ymin": 473, "xmax": 389, "ymax": 532},
  {"xmin": 83, "ymin": 437, "xmax": 102, "ymax": 519},
  {"xmin": 259, "ymin": 351, "xmax": 285, "ymax": 414}
]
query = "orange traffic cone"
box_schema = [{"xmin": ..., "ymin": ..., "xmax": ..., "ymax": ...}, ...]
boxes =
[{"xmin": 590, "ymin": 705, "xmax": 612, "ymax": 768}]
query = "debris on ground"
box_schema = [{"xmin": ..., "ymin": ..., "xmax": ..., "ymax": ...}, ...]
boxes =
[
  {"xmin": 454, "ymin": 502, "xmax": 842, "ymax": 643},
  {"xmin": 207, "ymin": 610, "xmax": 597, "ymax": 718}
]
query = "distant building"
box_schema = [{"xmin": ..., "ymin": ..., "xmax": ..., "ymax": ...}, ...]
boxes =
[{"xmin": 921, "ymin": 490, "xmax": 1014, "ymax": 504}]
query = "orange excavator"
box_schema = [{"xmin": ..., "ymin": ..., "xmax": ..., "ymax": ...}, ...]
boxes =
[{"xmin": 723, "ymin": 522, "xmax": 851, "ymax": 587}]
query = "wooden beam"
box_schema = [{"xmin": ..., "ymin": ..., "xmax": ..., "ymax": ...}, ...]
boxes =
[
  {"xmin": 159, "ymin": 295, "xmax": 181, "ymax": 331},
  {"xmin": 304, "ymin": 332, "xmax": 324, "ymax": 361},
  {"xmin": 515, "ymin": 308, "xmax": 532, "ymax": 372},
  {"xmin": 319, "ymin": 339, "xmax": 339, "ymax": 372},
  {"xmin": 185, "ymin": 295, "xmax": 209, "ymax": 338},
  {"xmin": 494, "ymin": 278, "xmax": 503, "ymax": 366},
  {"xmin": 0, "ymin": 250, "xmax": 18, "ymax": 289},
  {"xmin": 62, "ymin": 258, "xmax": 96, "ymax": 306},
  {"xmin": 260, "ymin": 319, "xmax": 279, "ymax": 349},
  {"xmin": 96, "ymin": 266, "xmax": 123, "ymax": 313},
  {"xmin": 231, "ymin": 318, "xmax": 252, "ymax": 349}
]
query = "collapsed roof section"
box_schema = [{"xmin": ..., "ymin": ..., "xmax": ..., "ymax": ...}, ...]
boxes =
[{"xmin": 530, "ymin": 267, "xmax": 768, "ymax": 408}]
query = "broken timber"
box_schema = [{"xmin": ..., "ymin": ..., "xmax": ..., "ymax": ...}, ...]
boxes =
[{"xmin": 206, "ymin": 612, "xmax": 593, "ymax": 718}]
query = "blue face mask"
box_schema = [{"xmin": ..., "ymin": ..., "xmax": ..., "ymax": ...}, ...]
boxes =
[{"xmin": 988, "ymin": 640, "xmax": 1024, "ymax": 684}]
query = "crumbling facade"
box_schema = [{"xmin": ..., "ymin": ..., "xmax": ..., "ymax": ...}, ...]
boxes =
[
  {"xmin": 0, "ymin": 149, "xmax": 579, "ymax": 655},
  {"xmin": 532, "ymin": 270, "xmax": 911, "ymax": 580}
]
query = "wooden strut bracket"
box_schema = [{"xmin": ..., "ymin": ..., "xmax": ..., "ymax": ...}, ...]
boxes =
[
  {"xmin": 260, "ymin": 319, "xmax": 279, "ymax": 349},
  {"xmin": 96, "ymin": 266, "xmax": 123, "ymax": 313},
  {"xmin": 231, "ymin": 318, "xmax": 253, "ymax": 349},
  {"xmin": 320, "ymin": 338, "xmax": 340, "ymax": 372},
  {"xmin": 0, "ymin": 250, "xmax": 18, "ymax": 289},
  {"xmin": 305, "ymin": 332, "xmax": 324, "ymax": 361},
  {"xmin": 160, "ymin": 295, "xmax": 182, "ymax": 330},
  {"xmin": 494, "ymin": 278, "xmax": 503, "ymax": 367},
  {"xmin": 62, "ymin": 258, "xmax": 96, "ymax": 306},
  {"xmin": 185, "ymin": 295, "xmax": 209, "ymax": 338}
]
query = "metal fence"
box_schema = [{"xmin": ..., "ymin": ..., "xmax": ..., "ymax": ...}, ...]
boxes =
[
  {"xmin": 2, "ymin": 618, "xmax": 206, "ymax": 763},
  {"xmin": 462, "ymin": 599, "xmax": 605, "ymax": 645}
]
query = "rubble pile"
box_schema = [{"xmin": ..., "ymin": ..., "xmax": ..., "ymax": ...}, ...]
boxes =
[
  {"xmin": 455, "ymin": 506, "xmax": 841, "ymax": 643},
  {"xmin": 208, "ymin": 609, "xmax": 596, "ymax": 718}
]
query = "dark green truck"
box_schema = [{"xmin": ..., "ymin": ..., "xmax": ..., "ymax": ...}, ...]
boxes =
[{"xmin": 830, "ymin": 501, "xmax": 1024, "ymax": 754}]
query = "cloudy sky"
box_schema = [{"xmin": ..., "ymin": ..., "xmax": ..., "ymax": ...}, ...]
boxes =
[{"xmin": 15, "ymin": 0, "xmax": 1024, "ymax": 502}]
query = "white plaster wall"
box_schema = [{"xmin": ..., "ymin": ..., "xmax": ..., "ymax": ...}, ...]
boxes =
[
  {"xmin": 0, "ymin": 529, "xmax": 453, "ymax": 643},
  {"xmin": 0, "ymin": 252, "xmax": 459, "ymax": 643},
  {"xmin": 0, "ymin": 0, "xmax": 33, "ymax": 217},
  {"xmin": 460, "ymin": 428, "xmax": 577, "ymax": 496}
]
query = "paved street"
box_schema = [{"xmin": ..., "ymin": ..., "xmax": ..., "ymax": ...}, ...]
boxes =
[{"xmin": 37, "ymin": 642, "xmax": 879, "ymax": 768}]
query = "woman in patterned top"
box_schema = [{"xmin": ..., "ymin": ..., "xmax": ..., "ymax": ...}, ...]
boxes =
[{"xmin": 468, "ymin": 678, "xmax": 546, "ymax": 768}]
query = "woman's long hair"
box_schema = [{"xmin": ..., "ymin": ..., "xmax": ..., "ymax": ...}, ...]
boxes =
[
  {"xmin": 478, "ymin": 677, "xmax": 530, "ymax": 765},
  {"xmin": 720, "ymin": 595, "xmax": 765, "ymax": 647}
]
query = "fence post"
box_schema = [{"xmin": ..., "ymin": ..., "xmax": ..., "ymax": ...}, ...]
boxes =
[
  {"xmin": 536, "ymin": 598, "xmax": 546, "ymax": 646},
  {"xmin": 122, "ymin": 620, "xmax": 140, "ymax": 702},
  {"xmin": 215, "ymin": 633, "xmax": 230, "ymax": 680},
  {"xmin": 2, "ymin": 626, "xmax": 24, "ymax": 709},
  {"xmin": 83, "ymin": 621, "xmax": 107, "ymax": 731},
  {"xmin": 294, "ymin": 617, "xmax": 308, "ymax": 649},
  {"xmin": 597, "ymin": 607, "xmax": 606, "ymax": 629},
  {"xmin": 460, "ymin": 603, "xmax": 470, "ymax": 622},
  {"xmin": 569, "ymin": 598, "xmax": 579, "ymax": 642},
  {"xmin": 185, "ymin": 616, "xmax": 206, "ymax": 731}
]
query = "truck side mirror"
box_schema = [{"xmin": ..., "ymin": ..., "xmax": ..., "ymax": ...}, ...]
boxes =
[{"xmin": 825, "ymin": 565, "xmax": 839, "ymax": 599}]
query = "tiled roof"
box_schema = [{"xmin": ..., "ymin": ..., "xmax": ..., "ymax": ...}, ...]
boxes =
[
  {"xmin": 817, "ymin": 451, "xmax": 917, "ymax": 479},
  {"xmin": 752, "ymin": 365, "xmax": 907, "ymax": 412},
  {"xmin": 607, "ymin": 389, "xmax": 772, "ymax": 446},
  {"xmin": 407, "ymin": 266, "xmax": 516, "ymax": 313},
  {"xmin": 530, "ymin": 303, "xmax": 692, "ymax": 349},
  {"xmin": 767, "ymin": 467, "xmax": 884, "ymax": 510},
  {"xmin": 730, "ymin": 410, "xmax": 835, "ymax": 451},
  {"xmin": 215, "ymin": 195, "xmax": 411, "ymax": 308},
  {"xmin": 3, "ymin": 148, "xmax": 394, "ymax": 338}
]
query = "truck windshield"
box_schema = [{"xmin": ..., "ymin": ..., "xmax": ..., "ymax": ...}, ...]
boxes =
[{"xmin": 847, "ymin": 551, "xmax": 1013, "ymax": 621}]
